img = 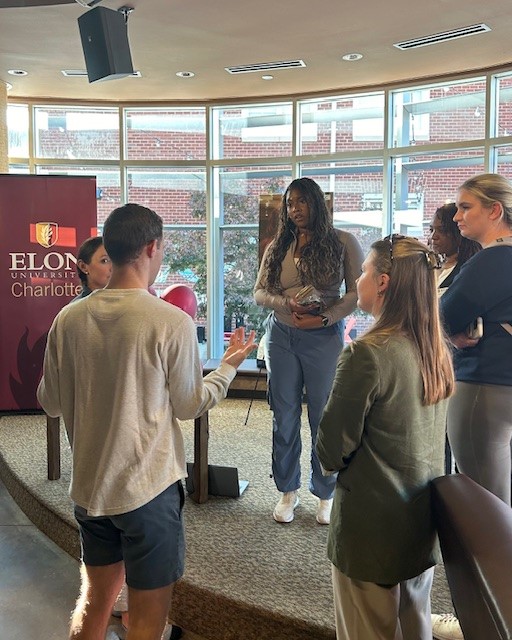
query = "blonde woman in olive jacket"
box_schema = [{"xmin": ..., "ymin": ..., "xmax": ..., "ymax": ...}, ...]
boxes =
[{"xmin": 317, "ymin": 236, "xmax": 454, "ymax": 640}]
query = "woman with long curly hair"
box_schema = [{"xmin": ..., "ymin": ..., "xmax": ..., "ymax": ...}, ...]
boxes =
[
  {"xmin": 429, "ymin": 202, "xmax": 480, "ymax": 296},
  {"xmin": 429, "ymin": 202, "xmax": 481, "ymax": 481},
  {"xmin": 254, "ymin": 177, "xmax": 364, "ymax": 525}
]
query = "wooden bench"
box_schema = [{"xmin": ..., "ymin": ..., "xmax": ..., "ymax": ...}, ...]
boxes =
[
  {"xmin": 46, "ymin": 415, "xmax": 61, "ymax": 480},
  {"xmin": 45, "ymin": 359, "xmax": 267, "ymax": 505}
]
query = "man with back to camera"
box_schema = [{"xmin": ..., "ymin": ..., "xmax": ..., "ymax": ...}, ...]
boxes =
[{"xmin": 37, "ymin": 203, "xmax": 256, "ymax": 640}]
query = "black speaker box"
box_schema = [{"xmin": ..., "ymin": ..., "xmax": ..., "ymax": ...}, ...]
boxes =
[{"xmin": 78, "ymin": 6, "xmax": 134, "ymax": 83}]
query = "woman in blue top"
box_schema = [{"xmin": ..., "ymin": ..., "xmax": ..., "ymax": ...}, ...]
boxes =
[{"xmin": 441, "ymin": 173, "xmax": 512, "ymax": 506}]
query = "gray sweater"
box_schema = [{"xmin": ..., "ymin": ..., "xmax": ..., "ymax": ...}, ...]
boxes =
[{"xmin": 37, "ymin": 288, "xmax": 236, "ymax": 516}]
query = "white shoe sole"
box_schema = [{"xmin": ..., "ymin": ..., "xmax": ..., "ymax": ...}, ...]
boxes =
[{"xmin": 316, "ymin": 514, "xmax": 330, "ymax": 525}]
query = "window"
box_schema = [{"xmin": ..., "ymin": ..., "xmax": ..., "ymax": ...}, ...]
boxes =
[
  {"xmin": 125, "ymin": 107, "xmax": 206, "ymax": 160},
  {"xmin": 212, "ymin": 103, "xmax": 293, "ymax": 160},
  {"xmin": 7, "ymin": 104, "xmax": 28, "ymax": 158},
  {"xmin": 299, "ymin": 93, "xmax": 385, "ymax": 154},
  {"xmin": 392, "ymin": 79, "xmax": 486, "ymax": 148},
  {"xmin": 7, "ymin": 67, "xmax": 511, "ymax": 356},
  {"xmin": 35, "ymin": 106, "xmax": 119, "ymax": 160}
]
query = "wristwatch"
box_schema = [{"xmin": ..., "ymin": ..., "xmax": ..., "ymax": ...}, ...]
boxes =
[{"xmin": 320, "ymin": 315, "xmax": 329, "ymax": 327}]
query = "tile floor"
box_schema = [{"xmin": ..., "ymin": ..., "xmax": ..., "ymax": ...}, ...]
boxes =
[
  {"xmin": 0, "ymin": 478, "xmax": 202, "ymax": 640},
  {"xmin": 0, "ymin": 478, "xmax": 79, "ymax": 639}
]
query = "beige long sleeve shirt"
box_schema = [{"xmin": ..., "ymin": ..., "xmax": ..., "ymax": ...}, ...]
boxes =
[
  {"xmin": 253, "ymin": 229, "xmax": 364, "ymax": 326},
  {"xmin": 37, "ymin": 288, "xmax": 236, "ymax": 516}
]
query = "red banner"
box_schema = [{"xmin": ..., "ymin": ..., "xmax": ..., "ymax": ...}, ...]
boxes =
[{"xmin": 0, "ymin": 174, "xmax": 97, "ymax": 410}]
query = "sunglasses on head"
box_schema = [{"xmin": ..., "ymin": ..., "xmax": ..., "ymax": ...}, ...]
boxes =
[
  {"xmin": 383, "ymin": 233, "xmax": 443, "ymax": 270},
  {"xmin": 383, "ymin": 233, "xmax": 407, "ymax": 262}
]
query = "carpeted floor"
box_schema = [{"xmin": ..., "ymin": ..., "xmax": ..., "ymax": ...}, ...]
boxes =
[{"xmin": 0, "ymin": 399, "xmax": 454, "ymax": 639}]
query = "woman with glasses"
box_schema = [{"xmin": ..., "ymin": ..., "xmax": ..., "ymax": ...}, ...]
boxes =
[
  {"xmin": 254, "ymin": 177, "xmax": 364, "ymax": 525},
  {"xmin": 317, "ymin": 235, "xmax": 454, "ymax": 640}
]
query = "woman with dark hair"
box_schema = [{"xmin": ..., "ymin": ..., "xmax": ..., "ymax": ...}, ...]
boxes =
[
  {"xmin": 429, "ymin": 203, "xmax": 481, "ymax": 479},
  {"xmin": 429, "ymin": 202, "xmax": 480, "ymax": 295},
  {"xmin": 74, "ymin": 235, "xmax": 112, "ymax": 299},
  {"xmin": 254, "ymin": 177, "xmax": 364, "ymax": 525},
  {"xmin": 317, "ymin": 235, "xmax": 454, "ymax": 640}
]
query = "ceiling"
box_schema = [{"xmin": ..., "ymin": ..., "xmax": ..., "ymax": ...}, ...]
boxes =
[{"xmin": 1, "ymin": 0, "xmax": 512, "ymax": 104}]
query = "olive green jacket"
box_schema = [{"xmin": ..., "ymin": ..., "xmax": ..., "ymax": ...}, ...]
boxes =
[{"xmin": 316, "ymin": 336, "xmax": 447, "ymax": 585}]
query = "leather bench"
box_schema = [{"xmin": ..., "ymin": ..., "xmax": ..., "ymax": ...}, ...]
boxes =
[{"xmin": 432, "ymin": 473, "xmax": 512, "ymax": 640}]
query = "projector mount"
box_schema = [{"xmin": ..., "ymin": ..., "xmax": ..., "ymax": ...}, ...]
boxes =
[{"xmin": 74, "ymin": 0, "xmax": 133, "ymax": 23}]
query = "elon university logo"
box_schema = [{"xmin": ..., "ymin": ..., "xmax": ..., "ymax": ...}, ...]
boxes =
[{"xmin": 35, "ymin": 222, "xmax": 59, "ymax": 248}]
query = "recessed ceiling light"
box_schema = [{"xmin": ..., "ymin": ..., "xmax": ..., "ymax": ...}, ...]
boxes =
[
  {"xmin": 176, "ymin": 71, "xmax": 195, "ymax": 78},
  {"xmin": 262, "ymin": 75, "xmax": 274, "ymax": 80},
  {"xmin": 342, "ymin": 53, "xmax": 363, "ymax": 62},
  {"xmin": 8, "ymin": 69, "xmax": 27, "ymax": 76}
]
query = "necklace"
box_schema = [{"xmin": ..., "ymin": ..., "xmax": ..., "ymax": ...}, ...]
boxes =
[{"xmin": 442, "ymin": 255, "xmax": 457, "ymax": 269}]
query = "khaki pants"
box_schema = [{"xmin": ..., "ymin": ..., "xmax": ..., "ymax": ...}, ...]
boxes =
[{"xmin": 332, "ymin": 564, "xmax": 434, "ymax": 640}]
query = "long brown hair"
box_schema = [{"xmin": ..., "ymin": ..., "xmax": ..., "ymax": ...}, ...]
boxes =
[
  {"xmin": 360, "ymin": 236, "xmax": 454, "ymax": 405},
  {"xmin": 263, "ymin": 178, "xmax": 343, "ymax": 292}
]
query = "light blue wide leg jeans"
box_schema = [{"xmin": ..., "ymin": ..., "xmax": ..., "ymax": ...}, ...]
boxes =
[{"xmin": 264, "ymin": 313, "xmax": 344, "ymax": 499}]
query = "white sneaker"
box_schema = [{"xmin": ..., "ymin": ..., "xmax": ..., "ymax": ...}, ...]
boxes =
[
  {"xmin": 316, "ymin": 498, "xmax": 333, "ymax": 525},
  {"xmin": 431, "ymin": 613, "xmax": 464, "ymax": 640},
  {"xmin": 273, "ymin": 491, "xmax": 299, "ymax": 523}
]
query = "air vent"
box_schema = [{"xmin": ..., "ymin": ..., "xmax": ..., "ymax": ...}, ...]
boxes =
[
  {"xmin": 394, "ymin": 24, "xmax": 491, "ymax": 50},
  {"xmin": 62, "ymin": 70, "xmax": 141, "ymax": 77},
  {"xmin": 61, "ymin": 70, "xmax": 88, "ymax": 77},
  {"xmin": 225, "ymin": 60, "xmax": 306, "ymax": 74}
]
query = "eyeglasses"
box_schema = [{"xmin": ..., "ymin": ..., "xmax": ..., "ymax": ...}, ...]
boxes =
[{"xmin": 383, "ymin": 233, "xmax": 443, "ymax": 270}]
